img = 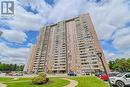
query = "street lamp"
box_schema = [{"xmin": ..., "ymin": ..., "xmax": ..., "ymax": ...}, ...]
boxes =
[{"xmin": 97, "ymin": 52, "xmax": 112, "ymax": 87}]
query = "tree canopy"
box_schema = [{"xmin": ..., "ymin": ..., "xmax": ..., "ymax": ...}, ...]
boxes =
[
  {"xmin": 108, "ymin": 58, "xmax": 130, "ymax": 72},
  {"xmin": 0, "ymin": 62, "xmax": 24, "ymax": 72}
]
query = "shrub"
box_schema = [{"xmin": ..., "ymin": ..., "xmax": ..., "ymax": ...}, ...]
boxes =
[
  {"xmin": 32, "ymin": 72, "xmax": 49, "ymax": 85},
  {"xmin": 38, "ymin": 72, "xmax": 46, "ymax": 77}
]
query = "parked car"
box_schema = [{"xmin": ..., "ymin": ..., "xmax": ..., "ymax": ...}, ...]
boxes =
[
  {"xmin": 109, "ymin": 72, "xmax": 130, "ymax": 87},
  {"xmin": 99, "ymin": 73, "xmax": 108, "ymax": 81},
  {"xmin": 95, "ymin": 72, "xmax": 102, "ymax": 77},
  {"xmin": 81, "ymin": 72, "xmax": 86, "ymax": 76},
  {"xmin": 99, "ymin": 72, "xmax": 119, "ymax": 81},
  {"xmin": 108, "ymin": 72, "xmax": 120, "ymax": 77},
  {"xmin": 67, "ymin": 71, "xmax": 77, "ymax": 76}
]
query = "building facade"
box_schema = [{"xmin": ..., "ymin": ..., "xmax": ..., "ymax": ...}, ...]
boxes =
[{"xmin": 24, "ymin": 14, "xmax": 110, "ymax": 74}]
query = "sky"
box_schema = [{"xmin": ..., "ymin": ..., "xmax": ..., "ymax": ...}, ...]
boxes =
[{"xmin": 0, "ymin": 0, "xmax": 130, "ymax": 65}]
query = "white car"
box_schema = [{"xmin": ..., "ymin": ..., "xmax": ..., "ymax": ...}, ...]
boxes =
[{"xmin": 109, "ymin": 73, "xmax": 130, "ymax": 87}]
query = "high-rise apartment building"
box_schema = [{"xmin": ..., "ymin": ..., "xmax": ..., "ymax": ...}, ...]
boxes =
[{"xmin": 24, "ymin": 14, "xmax": 110, "ymax": 74}]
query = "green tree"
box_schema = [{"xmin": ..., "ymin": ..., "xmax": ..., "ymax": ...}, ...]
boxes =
[
  {"xmin": 0, "ymin": 63, "xmax": 24, "ymax": 72},
  {"xmin": 127, "ymin": 58, "xmax": 130, "ymax": 71},
  {"xmin": 109, "ymin": 58, "xmax": 130, "ymax": 72}
]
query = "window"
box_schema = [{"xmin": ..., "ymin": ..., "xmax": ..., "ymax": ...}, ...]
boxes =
[
  {"xmin": 125, "ymin": 74, "xmax": 130, "ymax": 78},
  {"xmin": 88, "ymin": 46, "xmax": 93, "ymax": 48},
  {"xmin": 92, "ymin": 62, "xmax": 97, "ymax": 64},
  {"xmin": 116, "ymin": 73, "xmax": 125, "ymax": 77},
  {"xmin": 93, "ymin": 65, "xmax": 98, "ymax": 68}
]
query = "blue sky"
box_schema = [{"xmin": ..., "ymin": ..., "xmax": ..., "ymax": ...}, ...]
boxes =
[{"xmin": 0, "ymin": 0, "xmax": 130, "ymax": 64}]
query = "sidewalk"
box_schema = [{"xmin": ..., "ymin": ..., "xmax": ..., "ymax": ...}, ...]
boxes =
[
  {"xmin": 62, "ymin": 78, "xmax": 78, "ymax": 87},
  {"xmin": 0, "ymin": 83, "xmax": 7, "ymax": 87}
]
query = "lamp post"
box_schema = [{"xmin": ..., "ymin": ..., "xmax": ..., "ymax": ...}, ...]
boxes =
[{"xmin": 97, "ymin": 52, "xmax": 112, "ymax": 87}]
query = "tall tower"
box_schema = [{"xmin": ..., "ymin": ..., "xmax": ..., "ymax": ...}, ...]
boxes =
[{"xmin": 24, "ymin": 14, "xmax": 110, "ymax": 74}]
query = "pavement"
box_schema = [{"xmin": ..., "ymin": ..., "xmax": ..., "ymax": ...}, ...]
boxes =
[
  {"xmin": 0, "ymin": 83, "xmax": 7, "ymax": 87},
  {"xmin": 62, "ymin": 78, "xmax": 78, "ymax": 87}
]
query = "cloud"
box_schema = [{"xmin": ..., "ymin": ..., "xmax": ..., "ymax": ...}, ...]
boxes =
[
  {"xmin": 0, "ymin": 0, "xmax": 45, "ymax": 31},
  {"xmin": 1, "ymin": 29, "xmax": 27, "ymax": 43},
  {"xmin": 103, "ymin": 50, "xmax": 116, "ymax": 62},
  {"xmin": 27, "ymin": 43, "xmax": 33, "ymax": 47},
  {"xmin": 47, "ymin": 0, "xmax": 88, "ymax": 22},
  {"xmin": 10, "ymin": 1, "xmax": 44, "ymax": 31},
  {"xmin": 104, "ymin": 49, "xmax": 130, "ymax": 62},
  {"xmin": 89, "ymin": 0, "xmax": 130, "ymax": 40},
  {"xmin": 0, "ymin": 43, "xmax": 30, "ymax": 64},
  {"xmin": 112, "ymin": 27, "xmax": 130, "ymax": 49},
  {"xmin": 95, "ymin": 23, "xmax": 116, "ymax": 40}
]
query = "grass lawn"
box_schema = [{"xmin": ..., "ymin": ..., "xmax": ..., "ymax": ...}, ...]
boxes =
[
  {"xmin": 0, "ymin": 77, "xmax": 70, "ymax": 87},
  {"xmin": 0, "ymin": 76, "xmax": 109, "ymax": 87},
  {"xmin": 70, "ymin": 76, "xmax": 109, "ymax": 87}
]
